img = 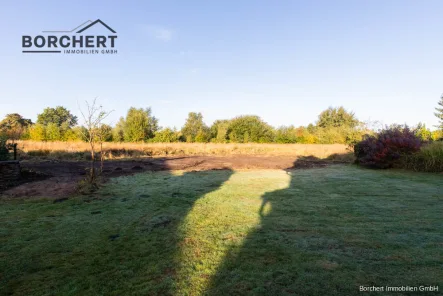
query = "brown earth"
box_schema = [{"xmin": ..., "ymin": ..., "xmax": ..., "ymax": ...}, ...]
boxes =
[{"xmin": 0, "ymin": 155, "xmax": 344, "ymax": 199}]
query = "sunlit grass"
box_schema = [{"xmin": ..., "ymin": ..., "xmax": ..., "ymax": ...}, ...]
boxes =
[{"xmin": 1, "ymin": 166, "xmax": 442, "ymax": 295}]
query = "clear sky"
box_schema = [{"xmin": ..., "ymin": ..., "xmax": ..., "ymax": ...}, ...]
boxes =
[{"xmin": 0, "ymin": 0, "xmax": 442, "ymax": 130}]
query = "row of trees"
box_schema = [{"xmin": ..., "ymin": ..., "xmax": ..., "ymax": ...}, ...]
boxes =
[{"xmin": 1, "ymin": 99, "xmax": 443, "ymax": 144}]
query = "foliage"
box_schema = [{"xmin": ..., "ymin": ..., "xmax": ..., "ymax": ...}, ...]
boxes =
[
  {"xmin": 45, "ymin": 123, "xmax": 61, "ymax": 141},
  {"xmin": 37, "ymin": 106, "xmax": 78, "ymax": 128},
  {"xmin": 181, "ymin": 112, "xmax": 209, "ymax": 142},
  {"xmin": 210, "ymin": 120, "xmax": 230, "ymax": 143},
  {"xmin": 97, "ymin": 124, "xmax": 113, "ymax": 142},
  {"xmin": 435, "ymin": 94, "xmax": 443, "ymax": 130},
  {"xmin": 354, "ymin": 125, "xmax": 422, "ymax": 168},
  {"xmin": 112, "ymin": 117, "xmax": 125, "ymax": 142},
  {"xmin": 194, "ymin": 129, "xmax": 210, "ymax": 143},
  {"xmin": 28, "ymin": 123, "xmax": 47, "ymax": 141},
  {"xmin": 226, "ymin": 115, "xmax": 275, "ymax": 143},
  {"xmin": 151, "ymin": 128, "xmax": 179, "ymax": 143},
  {"xmin": 400, "ymin": 141, "xmax": 443, "ymax": 172},
  {"xmin": 123, "ymin": 107, "xmax": 158, "ymax": 142},
  {"xmin": 432, "ymin": 130, "xmax": 443, "ymax": 141},
  {"xmin": 274, "ymin": 126, "xmax": 297, "ymax": 143},
  {"xmin": 0, "ymin": 135, "xmax": 9, "ymax": 160},
  {"xmin": 413, "ymin": 122, "xmax": 432, "ymax": 141},
  {"xmin": 316, "ymin": 106, "xmax": 359, "ymax": 128},
  {"xmin": 0, "ymin": 113, "xmax": 32, "ymax": 140}
]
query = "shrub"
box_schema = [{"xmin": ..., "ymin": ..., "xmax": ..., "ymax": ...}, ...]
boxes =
[
  {"xmin": 354, "ymin": 126, "xmax": 422, "ymax": 169},
  {"xmin": 400, "ymin": 141, "xmax": 443, "ymax": 172}
]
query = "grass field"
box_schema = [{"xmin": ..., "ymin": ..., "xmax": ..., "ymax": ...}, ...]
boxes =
[
  {"xmin": 14, "ymin": 140, "xmax": 349, "ymax": 160},
  {"xmin": 1, "ymin": 165, "xmax": 442, "ymax": 295}
]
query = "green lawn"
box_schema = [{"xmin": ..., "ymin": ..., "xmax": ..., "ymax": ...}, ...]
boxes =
[{"xmin": 1, "ymin": 165, "xmax": 442, "ymax": 295}]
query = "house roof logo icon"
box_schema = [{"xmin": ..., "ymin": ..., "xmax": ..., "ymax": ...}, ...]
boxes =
[
  {"xmin": 76, "ymin": 19, "xmax": 116, "ymax": 34},
  {"xmin": 41, "ymin": 19, "xmax": 117, "ymax": 34}
]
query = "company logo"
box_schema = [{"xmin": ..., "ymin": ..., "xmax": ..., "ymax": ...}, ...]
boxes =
[{"xmin": 22, "ymin": 19, "xmax": 118, "ymax": 55}]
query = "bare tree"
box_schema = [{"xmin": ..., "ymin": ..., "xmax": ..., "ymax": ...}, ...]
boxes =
[{"xmin": 78, "ymin": 98, "xmax": 112, "ymax": 185}]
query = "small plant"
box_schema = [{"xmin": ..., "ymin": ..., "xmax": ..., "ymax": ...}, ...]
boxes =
[{"xmin": 354, "ymin": 125, "xmax": 422, "ymax": 169}]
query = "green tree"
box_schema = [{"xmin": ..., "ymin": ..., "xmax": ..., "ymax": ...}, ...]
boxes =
[
  {"xmin": 435, "ymin": 94, "xmax": 443, "ymax": 130},
  {"xmin": 45, "ymin": 123, "xmax": 61, "ymax": 141},
  {"xmin": 37, "ymin": 106, "xmax": 78, "ymax": 128},
  {"xmin": 316, "ymin": 106, "xmax": 359, "ymax": 128},
  {"xmin": 97, "ymin": 124, "xmax": 113, "ymax": 142},
  {"xmin": 123, "ymin": 107, "xmax": 159, "ymax": 142},
  {"xmin": 227, "ymin": 115, "xmax": 275, "ymax": 143},
  {"xmin": 63, "ymin": 128, "xmax": 81, "ymax": 141},
  {"xmin": 77, "ymin": 126, "xmax": 89, "ymax": 141},
  {"xmin": 29, "ymin": 123, "xmax": 47, "ymax": 141},
  {"xmin": 275, "ymin": 126, "xmax": 298, "ymax": 143},
  {"xmin": 414, "ymin": 122, "xmax": 432, "ymax": 141},
  {"xmin": 181, "ymin": 112, "xmax": 209, "ymax": 142},
  {"xmin": 0, "ymin": 113, "xmax": 32, "ymax": 140},
  {"xmin": 112, "ymin": 117, "xmax": 125, "ymax": 142},
  {"xmin": 210, "ymin": 120, "xmax": 230, "ymax": 143},
  {"xmin": 151, "ymin": 128, "xmax": 179, "ymax": 143},
  {"xmin": 195, "ymin": 129, "xmax": 210, "ymax": 143}
]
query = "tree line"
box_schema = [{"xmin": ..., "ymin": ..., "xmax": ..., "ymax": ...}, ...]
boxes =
[{"xmin": 1, "ymin": 99, "xmax": 442, "ymax": 144}]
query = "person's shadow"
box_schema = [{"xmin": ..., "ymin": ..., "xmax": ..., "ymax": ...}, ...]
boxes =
[{"xmin": 206, "ymin": 160, "xmax": 354, "ymax": 295}]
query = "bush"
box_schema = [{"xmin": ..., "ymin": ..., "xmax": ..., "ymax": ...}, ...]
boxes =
[
  {"xmin": 0, "ymin": 136, "xmax": 9, "ymax": 161},
  {"xmin": 400, "ymin": 141, "xmax": 443, "ymax": 172},
  {"xmin": 354, "ymin": 126, "xmax": 422, "ymax": 169}
]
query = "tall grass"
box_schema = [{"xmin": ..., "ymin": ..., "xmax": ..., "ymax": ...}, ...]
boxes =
[
  {"xmin": 14, "ymin": 140, "xmax": 350, "ymax": 160},
  {"xmin": 400, "ymin": 141, "xmax": 443, "ymax": 172}
]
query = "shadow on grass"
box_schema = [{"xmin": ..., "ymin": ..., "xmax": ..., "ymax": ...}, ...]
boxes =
[
  {"xmin": 0, "ymin": 167, "xmax": 233, "ymax": 296},
  {"xmin": 206, "ymin": 159, "xmax": 329, "ymax": 295},
  {"xmin": 205, "ymin": 159, "xmax": 440, "ymax": 295}
]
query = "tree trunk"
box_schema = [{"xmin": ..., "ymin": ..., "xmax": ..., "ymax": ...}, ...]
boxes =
[{"xmin": 89, "ymin": 141, "xmax": 95, "ymax": 183}]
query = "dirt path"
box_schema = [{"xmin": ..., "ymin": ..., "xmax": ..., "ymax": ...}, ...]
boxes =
[{"xmin": 1, "ymin": 155, "xmax": 339, "ymax": 198}]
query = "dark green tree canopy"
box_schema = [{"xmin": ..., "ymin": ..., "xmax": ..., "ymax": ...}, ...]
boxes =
[
  {"xmin": 316, "ymin": 106, "xmax": 359, "ymax": 128},
  {"xmin": 0, "ymin": 113, "xmax": 33, "ymax": 140},
  {"xmin": 37, "ymin": 106, "xmax": 78, "ymax": 128},
  {"xmin": 435, "ymin": 94, "xmax": 443, "ymax": 130},
  {"xmin": 0, "ymin": 113, "xmax": 32, "ymax": 130}
]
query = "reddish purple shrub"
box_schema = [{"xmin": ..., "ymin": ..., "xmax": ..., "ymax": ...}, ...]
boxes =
[{"xmin": 354, "ymin": 126, "xmax": 422, "ymax": 169}]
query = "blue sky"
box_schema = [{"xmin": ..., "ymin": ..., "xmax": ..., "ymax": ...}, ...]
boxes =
[{"xmin": 0, "ymin": 0, "xmax": 442, "ymax": 130}]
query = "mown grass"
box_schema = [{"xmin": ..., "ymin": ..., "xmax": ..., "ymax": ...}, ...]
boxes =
[
  {"xmin": 15, "ymin": 140, "xmax": 349, "ymax": 160},
  {"xmin": 1, "ymin": 166, "xmax": 442, "ymax": 295}
]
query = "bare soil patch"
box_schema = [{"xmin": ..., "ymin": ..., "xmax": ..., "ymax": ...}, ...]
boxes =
[{"xmin": 0, "ymin": 155, "xmax": 343, "ymax": 198}]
